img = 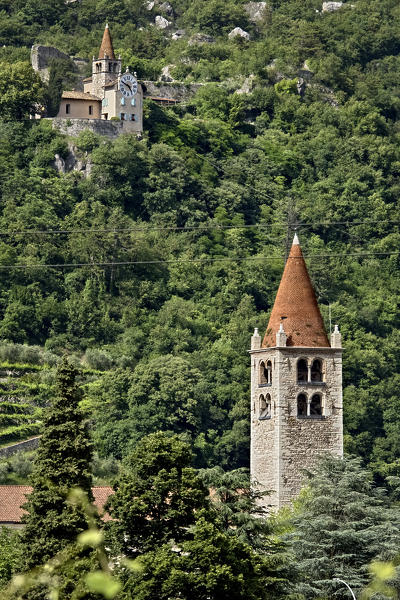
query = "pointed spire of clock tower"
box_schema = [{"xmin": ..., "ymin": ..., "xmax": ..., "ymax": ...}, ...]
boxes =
[{"xmin": 98, "ymin": 23, "xmax": 115, "ymax": 59}]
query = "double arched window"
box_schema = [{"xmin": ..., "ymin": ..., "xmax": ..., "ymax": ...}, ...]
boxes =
[
  {"xmin": 259, "ymin": 361, "xmax": 272, "ymax": 386},
  {"xmin": 259, "ymin": 394, "xmax": 272, "ymax": 419},
  {"xmin": 297, "ymin": 358, "xmax": 324, "ymax": 384},
  {"xmin": 297, "ymin": 393, "xmax": 323, "ymax": 417}
]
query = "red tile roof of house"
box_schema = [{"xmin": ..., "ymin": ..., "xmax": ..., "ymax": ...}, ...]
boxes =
[
  {"xmin": 0, "ymin": 486, "xmax": 113, "ymax": 524},
  {"xmin": 262, "ymin": 234, "xmax": 330, "ymax": 348},
  {"xmin": 99, "ymin": 24, "xmax": 115, "ymax": 59}
]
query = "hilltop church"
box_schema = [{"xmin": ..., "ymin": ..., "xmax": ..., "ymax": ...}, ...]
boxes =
[
  {"xmin": 56, "ymin": 24, "xmax": 143, "ymax": 134},
  {"xmin": 250, "ymin": 234, "xmax": 343, "ymax": 510}
]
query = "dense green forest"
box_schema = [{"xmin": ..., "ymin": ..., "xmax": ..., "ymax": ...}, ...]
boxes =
[
  {"xmin": 0, "ymin": 0, "xmax": 400, "ymax": 597},
  {"xmin": 0, "ymin": 0, "xmax": 400, "ymax": 479}
]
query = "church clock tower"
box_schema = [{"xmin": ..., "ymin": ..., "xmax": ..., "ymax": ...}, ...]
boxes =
[
  {"xmin": 250, "ymin": 234, "xmax": 343, "ymax": 510},
  {"xmin": 91, "ymin": 24, "xmax": 122, "ymax": 99}
]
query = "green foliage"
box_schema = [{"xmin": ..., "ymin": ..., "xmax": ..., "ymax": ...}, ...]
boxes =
[
  {"xmin": 0, "ymin": 0, "xmax": 398, "ymax": 526},
  {"xmin": 0, "ymin": 62, "xmax": 43, "ymax": 120},
  {"xmin": 183, "ymin": 0, "xmax": 249, "ymax": 35},
  {"xmin": 20, "ymin": 359, "xmax": 94, "ymax": 572},
  {"xmin": 125, "ymin": 516, "xmax": 289, "ymax": 600},
  {"xmin": 0, "ymin": 528, "xmax": 23, "ymax": 588},
  {"xmin": 289, "ymin": 455, "xmax": 400, "ymax": 599},
  {"xmin": 107, "ymin": 433, "xmax": 296, "ymax": 600},
  {"xmin": 43, "ymin": 57, "xmax": 77, "ymax": 117},
  {"xmin": 107, "ymin": 432, "xmax": 209, "ymax": 554}
]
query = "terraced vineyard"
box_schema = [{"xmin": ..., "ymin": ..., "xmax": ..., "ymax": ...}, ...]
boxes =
[{"xmin": 0, "ymin": 364, "xmax": 53, "ymax": 447}]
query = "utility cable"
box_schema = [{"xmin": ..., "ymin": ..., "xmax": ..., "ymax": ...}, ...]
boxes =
[
  {"xmin": 0, "ymin": 251, "xmax": 398, "ymax": 269},
  {"xmin": 0, "ymin": 219, "xmax": 399, "ymax": 236}
]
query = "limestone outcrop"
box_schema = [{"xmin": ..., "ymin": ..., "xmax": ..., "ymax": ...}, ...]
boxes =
[
  {"xmin": 244, "ymin": 2, "xmax": 268, "ymax": 22},
  {"xmin": 322, "ymin": 1, "xmax": 343, "ymax": 12},
  {"xmin": 155, "ymin": 15, "xmax": 171, "ymax": 28},
  {"xmin": 31, "ymin": 45, "xmax": 70, "ymax": 82},
  {"xmin": 228, "ymin": 27, "xmax": 250, "ymax": 40}
]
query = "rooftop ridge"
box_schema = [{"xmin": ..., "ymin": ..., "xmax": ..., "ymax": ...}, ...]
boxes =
[{"xmin": 262, "ymin": 236, "xmax": 330, "ymax": 348}]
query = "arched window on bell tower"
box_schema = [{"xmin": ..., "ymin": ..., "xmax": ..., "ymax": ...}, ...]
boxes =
[
  {"xmin": 259, "ymin": 360, "xmax": 272, "ymax": 386},
  {"xmin": 311, "ymin": 359, "xmax": 323, "ymax": 382},
  {"xmin": 259, "ymin": 394, "xmax": 271, "ymax": 419},
  {"xmin": 297, "ymin": 359, "xmax": 308, "ymax": 383},
  {"xmin": 266, "ymin": 361, "xmax": 272, "ymax": 384},
  {"xmin": 297, "ymin": 393, "xmax": 307, "ymax": 416},
  {"xmin": 310, "ymin": 393, "xmax": 322, "ymax": 416}
]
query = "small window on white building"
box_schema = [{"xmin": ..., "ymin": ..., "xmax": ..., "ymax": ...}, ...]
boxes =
[
  {"xmin": 102, "ymin": 98, "xmax": 108, "ymax": 107},
  {"xmin": 131, "ymin": 98, "xmax": 136, "ymax": 106}
]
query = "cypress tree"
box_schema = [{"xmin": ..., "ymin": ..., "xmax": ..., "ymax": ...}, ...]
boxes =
[{"xmin": 21, "ymin": 359, "xmax": 94, "ymax": 569}]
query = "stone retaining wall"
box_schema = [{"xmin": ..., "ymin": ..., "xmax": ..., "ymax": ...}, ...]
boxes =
[
  {"xmin": 0, "ymin": 436, "xmax": 41, "ymax": 458},
  {"xmin": 49, "ymin": 118, "xmax": 142, "ymax": 139}
]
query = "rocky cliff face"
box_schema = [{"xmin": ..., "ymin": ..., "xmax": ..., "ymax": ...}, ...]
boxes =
[
  {"xmin": 31, "ymin": 45, "xmax": 71, "ymax": 82},
  {"xmin": 31, "ymin": 44, "xmax": 89, "ymax": 88},
  {"xmin": 142, "ymin": 80, "xmax": 202, "ymax": 100}
]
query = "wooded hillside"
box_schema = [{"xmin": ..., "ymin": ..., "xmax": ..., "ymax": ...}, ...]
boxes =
[{"xmin": 0, "ymin": 0, "xmax": 399, "ymax": 481}]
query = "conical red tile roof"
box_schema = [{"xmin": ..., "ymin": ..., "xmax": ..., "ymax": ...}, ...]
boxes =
[
  {"xmin": 98, "ymin": 24, "xmax": 115, "ymax": 59},
  {"xmin": 262, "ymin": 235, "xmax": 330, "ymax": 347}
]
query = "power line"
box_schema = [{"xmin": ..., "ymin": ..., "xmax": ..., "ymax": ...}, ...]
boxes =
[
  {"xmin": 0, "ymin": 251, "xmax": 398, "ymax": 270},
  {"xmin": 0, "ymin": 219, "xmax": 399, "ymax": 236}
]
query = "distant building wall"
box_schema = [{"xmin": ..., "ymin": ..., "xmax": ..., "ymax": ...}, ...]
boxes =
[
  {"xmin": 58, "ymin": 99, "xmax": 101, "ymax": 119},
  {"xmin": 103, "ymin": 88, "xmax": 143, "ymax": 131},
  {"xmin": 142, "ymin": 81, "xmax": 202, "ymax": 101}
]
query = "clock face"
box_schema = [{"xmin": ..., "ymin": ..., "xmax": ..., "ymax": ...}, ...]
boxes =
[{"xmin": 120, "ymin": 73, "xmax": 138, "ymax": 98}]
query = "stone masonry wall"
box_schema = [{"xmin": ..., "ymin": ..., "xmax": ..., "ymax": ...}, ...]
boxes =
[
  {"xmin": 0, "ymin": 436, "xmax": 41, "ymax": 458},
  {"xmin": 250, "ymin": 348, "xmax": 279, "ymax": 508},
  {"xmin": 251, "ymin": 346, "xmax": 343, "ymax": 510},
  {"xmin": 49, "ymin": 118, "xmax": 142, "ymax": 139}
]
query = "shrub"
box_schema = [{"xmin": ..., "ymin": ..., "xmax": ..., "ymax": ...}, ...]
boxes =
[{"xmin": 83, "ymin": 349, "xmax": 114, "ymax": 371}]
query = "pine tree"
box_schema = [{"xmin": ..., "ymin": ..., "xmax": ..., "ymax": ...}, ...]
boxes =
[
  {"xmin": 21, "ymin": 359, "xmax": 94, "ymax": 569},
  {"xmin": 290, "ymin": 455, "xmax": 400, "ymax": 599}
]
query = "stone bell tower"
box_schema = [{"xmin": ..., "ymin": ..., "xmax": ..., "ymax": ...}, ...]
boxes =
[
  {"xmin": 91, "ymin": 24, "xmax": 122, "ymax": 99},
  {"xmin": 250, "ymin": 234, "xmax": 343, "ymax": 510}
]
